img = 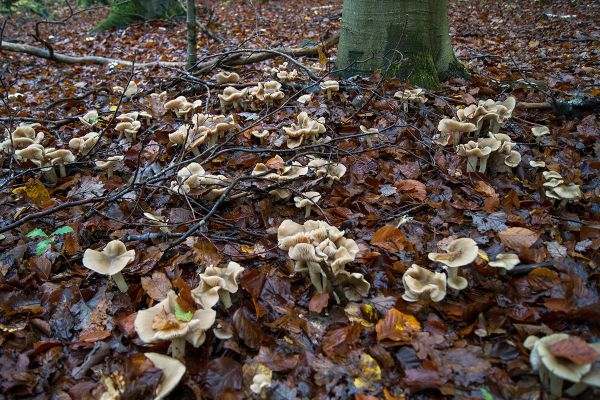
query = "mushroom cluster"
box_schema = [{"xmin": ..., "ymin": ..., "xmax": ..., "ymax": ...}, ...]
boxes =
[
  {"xmin": 456, "ymin": 132, "xmax": 521, "ymax": 173},
  {"xmin": 113, "ymin": 80, "xmax": 138, "ymax": 96},
  {"xmin": 14, "ymin": 143, "xmax": 75, "ymax": 182},
  {"xmin": 218, "ymin": 87, "xmax": 248, "ymax": 112},
  {"xmin": 251, "ymin": 155, "xmax": 308, "ymax": 199},
  {"xmin": 270, "ymin": 62, "xmax": 298, "ymax": 82},
  {"xmin": 401, "ymin": 264, "xmax": 447, "ymax": 302},
  {"xmin": 248, "ymin": 81, "xmax": 285, "ymax": 107},
  {"xmin": 456, "ymin": 96, "xmax": 516, "ymax": 136},
  {"xmin": 282, "ymin": 112, "xmax": 326, "ymax": 148},
  {"xmin": 277, "ymin": 219, "xmax": 369, "ymax": 302},
  {"xmin": 169, "ymin": 113, "xmax": 236, "ymax": 154},
  {"xmin": 307, "ymin": 156, "xmax": 346, "ymax": 186},
  {"xmin": 0, "ymin": 123, "xmax": 44, "ymax": 153},
  {"xmin": 134, "ymin": 290, "xmax": 216, "ymax": 358},
  {"xmin": 115, "ymin": 111, "xmax": 149, "ymax": 142},
  {"xmin": 428, "ymin": 238, "xmax": 478, "ymax": 291},
  {"xmin": 170, "ymin": 162, "xmax": 230, "ymax": 199},
  {"xmin": 542, "ymin": 170, "xmax": 582, "ymax": 207},
  {"xmin": 69, "ymin": 132, "xmax": 100, "ymax": 156},
  {"xmin": 294, "ymin": 191, "xmax": 321, "ymax": 218},
  {"xmin": 191, "ymin": 262, "xmax": 244, "ymax": 309},
  {"xmin": 394, "ymin": 88, "xmax": 427, "ymax": 111},
  {"xmin": 320, "ymin": 80, "xmax": 339, "ymax": 100},
  {"xmin": 359, "ymin": 125, "xmax": 379, "ymax": 147},
  {"xmin": 525, "ymin": 334, "xmax": 600, "ymax": 397},
  {"xmin": 164, "ymin": 96, "xmax": 203, "ymax": 118}
]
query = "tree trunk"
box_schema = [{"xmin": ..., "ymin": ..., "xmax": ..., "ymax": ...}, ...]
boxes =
[
  {"xmin": 186, "ymin": 0, "xmax": 197, "ymax": 69},
  {"xmin": 337, "ymin": 0, "xmax": 468, "ymax": 90},
  {"xmin": 94, "ymin": 0, "xmax": 184, "ymax": 32}
]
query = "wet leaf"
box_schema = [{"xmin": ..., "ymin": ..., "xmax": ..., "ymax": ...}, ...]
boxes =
[
  {"xmin": 548, "ymin": 336, "xmax": 599, "ymax": 365},
  {"xmin": 205, "ymin": 357, "xmax": 242, "ymax": 398},
  {"xmin": 371, "ymin": 226, "xmax": 405, "ymax": 252},
  {"xmin": 309, "ymin": 292, "xmax": 329, "ymax": 313},
  {"xmin": 12, "ymin": 179, "xmax": 51, "ymax": 207},
  {"xmin": 140, "ymin": 271, "xmax": 171, "ymax": 301},
  {"xmin": 498, "ymin": 227, "xmax": 540, "ymax": 250},
  {"xmin": 376, "ymin": 308, "xmax": 421, "ymax": 342}
]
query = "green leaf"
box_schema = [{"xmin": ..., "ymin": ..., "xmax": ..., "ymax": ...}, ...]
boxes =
[
  {"xmin": 26, "ymin": 228, "xmax": 47, "ymax": 238},
  {"xmin": 174, "ymin": 303, "xmax": 193, "ymax": 322},
  {"xmin": 35, "ymin": 238, "xmax": 53, "ymax": 255},
  {"xmin": 0, "ymin": 234, "xmax": 5, "ymax": 241},
  {"xmin": 51, "ymin": 226, "xmax": 74, "ymax": 236},
  {"xmin": 480, "ymin": 388, "xmax": 494, "ymax": 400}
]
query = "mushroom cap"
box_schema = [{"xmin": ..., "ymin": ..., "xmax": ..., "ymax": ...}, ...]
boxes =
[
  {"xmin": 252, "ymin": 156, "xmax": 308, "ymax": 181},
  {"xmin": 549, "ymin": 184, "xmax": 582, "ymax": 200},
  {"xmin": 307, "ymin": 157, "xmax": 346, "ymax": 181},
  {"xmin": 116, "ymin": 111, "xmax": 139, "ymax": 123},
  {"xmin": 359, "ymin": 125, "xmax": 379, "ymax": 135},
  {"xmin": 164, "ymin": 96, "xmax": 188, "ymax": 110},
  {"xmin": 14, "ymin": 143, "xmax": 45, "ymax": 164},
  {"xmin": 402, "ymin": 264, "xmax": 447, "ymax": 302},
  {"xmin": 144, "ymin": 353, "xmax": 186, "ymax": 400},
  {"xmin": 215, "ymin": 71, "xmax": 240, "ymax": 84},
  {"xmin": 456, "ymin": 141, "xmax": 493, "ymax": 158},
  {"xmin": 488, "ymin": 253, "xmax": 520, "ymax": 270},
  {"xmin": 529, "ymin": 333, "xmax": 593, "ymax": 384},
  {"xmin": 337, "ymin": 270, "xmax": 370, "ymax": 301},
  {"xmin": 46, "ymin": 149, "xmax": 76, "ymax": 165},
  {"xmin": 543, "ymin": 171, "xmax": 563, "ymax": 180},
  {"xmin": 251, "ymin": 130, "xmax": 270, "ymax": 139},
  {"xmin": 69, "ymin": 132, "xmax": 100, "ymax": 155},
  {"xmin": 437, "ymin": 118, "xmax": 477, "ymax": 134},
  {"xmin": 504, "ymin": 150, "xmax": 522, "ymax": 167},
  {"xmin": 477, "ymin": 136, "xmax": 502, "ymax": 152},
  {"xmin": 529, "ymin": 160, "xmax": 546, "ymax": 168},
  {"xmin": 320, "ymin": 80, "xmax": 339, "ymax": 91},
  {"xmin": 446, "ymin": 273, "xmax": 469, "ymax": 290},
  {"xmin": 134, "ymin": 290, "xmax": 216, "ymax": 347},
  {"xmin": 190, "ymin": 262, "xmax": 245, "ymax": 309},
  {"xmin": 294, "ymin": 191, "xmax": 321, "ymax": 208},
  {"xmin": 297, "ymin": 94, "xmax": 313, "ymax": 104},
  {"xmin": 82, "ymin": 240, "xmax": 135, "ymax": 276},
  {"xmin": 532, "ymin": 126, "xmax": 550, "ymax": 137},
  {"xmin": 394, "ymin": 88, "xmax": 426, "ymax": 103},
  {"xmin": 250, "ymin": 372, "xmax": 272, "ymax": 395},
  {"xmin": 79, "ymin": 110, "xmax": 99, "ymax": 127},
  {"xmin": 428, "ymin": 238, "xmax": 479, "ymax": 267},
  {"xmin": 218, "ymin": 87, "xmax": 248, "ymax": 103},
  {"xmin": 283, "ymin": 112, "xmax": 326, "ymax": 148},
  {"xmin": 95, "ymin": 155, "xmax": 124, "ymax": 169}
]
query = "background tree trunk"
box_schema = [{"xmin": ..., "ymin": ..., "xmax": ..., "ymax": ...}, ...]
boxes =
[
  {"xmin": 94, "ymin": 0, "xmax": 184, "ymax": 32},
  {"xmin": 336, "ymin": 0, "xmax": 468, "ymax": 89},
  {"xmin": 186, "ymin": 0, "xmax": 197, "ymax": 69}
]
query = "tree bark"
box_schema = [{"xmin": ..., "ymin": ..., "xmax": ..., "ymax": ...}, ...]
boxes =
[
  {"xmin": 186, "ymin": 0, "xmax": 197, "ymax": 69},
  {"xmin": 94, "ymin": 0, "xmax": 184, "ymax": 31},
  {"xmin": 337, "ymin": 0, "xmax": 468, "ymax": 89}
]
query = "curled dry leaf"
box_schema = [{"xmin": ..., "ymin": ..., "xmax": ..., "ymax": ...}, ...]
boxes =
[{"xmin": 498, "ymin": 227, "xmax": 540, "ymax": 250}]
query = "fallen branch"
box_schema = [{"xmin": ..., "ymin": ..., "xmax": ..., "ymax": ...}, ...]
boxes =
[{"xmin": 0, "ymin": 33, "xmax": 339, "ymax": 70}]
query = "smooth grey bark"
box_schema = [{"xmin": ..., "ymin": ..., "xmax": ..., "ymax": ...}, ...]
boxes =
[
  {"xmin": 186, "ymin": 0, "xmax": 197, "ymax": 69},
  {"xmin": 337, "ymin": 0, "xmax": 467, "ymax": 89}
]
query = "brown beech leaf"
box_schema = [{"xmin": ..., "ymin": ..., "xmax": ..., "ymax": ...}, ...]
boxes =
[
  {"xmin": 232, "ymin": 308, "xmax": 271, "ymax": 349},
  {"xmin": 140, "ymin": 271, "xmax": 171, "ymax": 301},
  {"xmin": 205, "ymin": 357, "xmax": 243, "ymax": 398},
  {"xmin": 185, "ymin": 237, "xmax": 222, "ymax": 268},
  {"xmin": 549, "ymin": 337, "xmax": 599, "ymax": 365},
  {"xmin": 309, "ymin": 292, "xmax": 329, "ymax": 313},
  {"xmin": 371, "ymin": 226, "xmax": 405, "ymax": 252},
  {"xmin": 498, "ymin": 227, "xmax": 540, "ymax": 250},
  {"xmin": 322, "ymin": 324, "xmax": 362, "ymax": 358},
  {"xmin": 256, "ymin": 346, "xmax": 299, "ymax": 372},
  {"xmin": 376, "ymin": 308, "xmax": 421, "ymax": 342},
  {"xmin": 395, "ymin": 179, "xmax": 427, "ymax": 201},
  {"xmin": 78, "ymin": 328, "xmax": 111, "ymax": 343}
]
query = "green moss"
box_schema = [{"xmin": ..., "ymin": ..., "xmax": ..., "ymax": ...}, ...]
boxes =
[
  {"xmin": 438, "ymin": 56, "xmax": 470, "ymax": 81},
  {"xmin": 93, "ymin": 0, "xmax": 183, "ymax": 32},
  {"xmin": 388, "ymin": 52, "xmax": 441, "ymax": 91}
]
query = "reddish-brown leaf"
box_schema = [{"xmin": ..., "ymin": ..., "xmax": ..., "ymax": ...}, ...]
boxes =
[
  {"xmin": 205, "ymin": 357, "xmax": 242, "ymax": 398},
  {"xmin": 371, "ymin": 226, "xmax": 405, "ymax": 252},
  {"xmin": 78, "ymin": 328, "xmax": 111, "ymax": 343},
  {"xmin": 309, "ymin": 292, "xmax": 329, "ymax": 313},
  {"xmin": 232, "ymin": 308, "xmax": 271, "ymax": 349},
  {"xmin": 498, "ymin": 227, "xmax": 540, "ymax": 250},
  {"xmin": 322, "ymin": 324, "xmax": 362, "ymax": 358},
  {"xmin": 376, "ymin": 308, "xmax": 421, "ymax": 342},
  {"xmin": 395, "ymin": 179, "xmax": 426, "ymax": 201},
  {"xmin": 549, "ymin": 337, "xmax": 599, "ymax": 365},
  {"xmin": 140, "ymin": 271, "xmax": 172, "ymax": 301}
]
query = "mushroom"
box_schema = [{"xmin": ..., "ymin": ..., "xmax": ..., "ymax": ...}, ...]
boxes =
[
  {"xmin": 504, "ymin": 150, "xmax": 522, "ymax": 168},
  {"xmin": 95, "ymin": 155, "xmax": 124, "ymax": 178},
  {"xmin": 116, "ymin": 111, "xmax": 139, "ymax": 123},
  {"xmin": 190, "ymin": 262, "xmax": 245, "ymax": 309},
  {"xmin": 170, "ymin": 162, "xmax": 230, "ymax": 198},
  {"xmin": 46, "ymin": 148, "xmax": 76, "ymax": 178},
  {"xmin": 297, "ymin": 94, "xmax": 313, "ymax": 105},
  {"xmin": 320, "ymin": 80, "xmax": 339, "ymax": 100},
  {"xmin": 113, "ymin": 80, "xmax": 138, "ymax": 96},
  {"xmin": 359, "ymin": 125, "xmax": 379, "ymax": 147},
  {"xmin": 336, "ymin": 270, "xmax": 371, "ymax": 302},
  {"xmin": 394, "ymin": 88, "xmax": 427, "ymax": 111},
  {"xmin": 401, "ymin": 264, "xmax": 447, "ymax": 302},
  {"xmin": 435, "ymin": 119, "xmax": 477, "ymax": 146},
  {"xmin": 529, "ymin": 160, "xmax": 546, "ymax": 168},
  {"xmin": 251, "ymin": 155, "xmax": 309, "ymax": 182},
  {"xmin": 307, "ymin": 157, "xmax": 346, "ymax": 186},
  {"xmin": 115, "ymin": 120, "xmax": 141, "ymax": 142},
  {"xmin": 546, "ymin": 184, "xmax": 582, "ymax": 208},
  {"xmin": 7, "ymin": 92, "xmax": 25, "ymax": 101},
  {"xmin": 525, "ymin": 334, "xmax": 600, "ymax": 397},
  {"xmin": 69, "ymin": 132, "xmax": 100, "ymax": 156},
  {"xmin": 1, "ymin": 123, "xmax": 44, "ymax": 153},
  {"xmin": 215, "ymin": 71, "xmax": 240, "ymax": 84},
  {"xmin": 134, "ymin": 290, "xmax": 216, "ymax": 358},
  {"xmin": 282, "ymin": 112, "xmax": 326, "ymax": 148},
  {"xmin": 249, "ymin": 365, "xmax": 273, "ymax": 396},
  {"xmin": 144, "ymin": 353, "xmax": 186, "ymax": 400},
  {"xmin": 532, "ymin": 126, "xmax": 550, "ymax": 142},
  {"xmin": 218, "ymin": 87, "xmax": 248, "ymax": 112},
  {"xmin": 250, "ymin": 81, "xmax": 285, "ymax": 107},
  {"xmin": 251, "ymin": 130, "xmax": 270, "ymax": 145},
  {"xmin": 456, "ymin": 96, "xmax": 516, "ymax": 136},
  {"xmin": 428, "ymin": 238, "xmax": 478, "ymax": 291},
  {"xmin": 164, "ymin": 96, "xmax": 189, "ymax": 117},
  {"xmin": 79, "ymin": 110, "xmax": 99, "ymax": 128},
  {"xmin": 82, "ymin": 240, "xmax": 135, "ymax": 293},
  {"xmin": 143, "ymin": 212, "xmax": 170, "ymax": 233},
  {"xmin": 294, "ymin": 191, "xmax": 321, "ymax": 218},
  {"xmin": 488, "ymin": 253, "xmax": 520, "ymax": 270},
  {"xmin": 456, "ymin": 141, "xmax": 492, "ymax": 173}
]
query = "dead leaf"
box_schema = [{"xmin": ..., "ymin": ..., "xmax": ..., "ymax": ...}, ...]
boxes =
[
  {"xmin": 12, "ymin": 178, "xmax": 51, "ymax": 207},
  {"xmin": 549, "ymin": 337, "xmax": 599, "ymax": 365},
  {"xmin": 66, "ymin": 176, "xmax": 105, "ymax": 200},
  {"xmin": 309, "ymin": 292, "xmax": 329, "ymax": 313},
  {"xmin": 498, "ymin": 227, "xmax": 540, "ymax": 250},
  {"xmin": 376, "ymin": 308, "xmax": 421, "ymax": 342},
  {"xmin": 371, "ymin": 226, "xmax": 405, "ymax": 252},
  {"xmin": 395, "ymin": 179, "xmax": 426, "ymax": 201},
  {"xmin": 140, "ymin": 271, "xmax": 172, "ymax": 301}
]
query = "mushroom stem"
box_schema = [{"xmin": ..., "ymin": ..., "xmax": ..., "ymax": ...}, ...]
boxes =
[
  {"xmin": 111, "ymin": 272, "xmax": 129, "ymax": 293},
  {"xmin": 403, "ymin": 102, "xmax": 408, "ymax": 112},
  {"xmin": 366, "ymin": 136, "xmax": 372, "ymax": 147},
  {"xmin": 304, "ymin": 205, "xmax": 312, "ymax": 218},
  {"xmin": 107, "ymin": 166, "xmax": 114, "ymax": 179},
  {"xmin": 58, "ymin": 164, "xmax": 67, "ymax": 178},
  {"xmin": 466, "ymin": 156, "xmax": 478, "ymax": 172},
  {"xmin": 327, "ymin": 179, "xmax": 334, "ymax": 188},
  {"xmin": 169, "ymin": 337, "xmax": 186, "ymax": 359},
  {"xmin": 319, "ymin": 261, "xmax": 347, "ymax": 304},
  {"xmin": 218, "ymin": 291, "xmax": 232, "ymax": 308},
  {"xmin": 558, "ymin": 199, "xmax": 568, "ymax": 208},
  {"xmin": 478, "ymin": 157, "xmax": 488, "ymax": 173},
  {"xmin": 43, "ymin": 167, "xmax": 58, "ymax": 184},
  {"xmin": 326, "ymin": 89, "xmax": 332, "ymax": 100},
  {"xmin": 191, "ymin": 146, "xmax": 201, "ymax": 157},
  {"xmin": 453, "ymin": 132, "xmax": 460, "ymax": 146}
]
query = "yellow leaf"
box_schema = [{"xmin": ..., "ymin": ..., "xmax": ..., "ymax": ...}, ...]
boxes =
[
  {"xmin": 109, "ymin": 105, "xmax": 118, "ymax": 111},
  {"xmin": 318, "ymin": 46, "xmax": 328, "ymax": 66},
  {"xmin": 376, "ymin": 308, "xmax": 421, "ymax": 341},
  {"xmin": 528, "ymin": 40, "xmax": 539, "ymax": 47},
  {"xmin": 354, "ymin": 353, "xmax": 381, "ymax": 390},
  {"xmin": 478, "ymin": 250, "xmax": 489, "ymax": 262},
  {"xmin": 240, "ymin": 244, "xmax": 255, "ymax": 254},
  {"xmin": 12, "ymin": 178, "xmax": 51, "ymax": 207}
]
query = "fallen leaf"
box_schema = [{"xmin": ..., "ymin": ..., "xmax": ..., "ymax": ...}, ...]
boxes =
[
  {"xmin": 12, "ymin": 178, "xmax": 51, "ymax": 207},
  {"xmin": 498, "ymin": 227, "xmax": 540, "ymax": 250},
  {"xmin": 354, "ymin": 353, "xmax": 381, "ymax": 391},
  {"xmin": 309, "ymin": 292, "xmax": 329, "ymax": 313},
  {"xmin": 395, "ymin": 179, "xmax": 426, "ymax": 201},
  {"xmin": 371, "ymin": 226, "xmax": 405, "ymax": 252},
  {"xmin": 140, "ymin": 271, "xmax": 171, "ymax": 301},
  {"xmin": 376, "ymin": 308, "xmax": 421, "ymax": 342},
  {"xmin": 205, "ymin": 357, "xmax": 242, "ymax": 398},
  {"xmin": 549, "ymin": 337, "xmax": 599, "ymax": 365}
]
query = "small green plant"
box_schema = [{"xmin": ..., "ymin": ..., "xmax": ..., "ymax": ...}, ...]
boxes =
[
  {"xmin": 26, "ymin": 226, "xmax": 74, "ymax": 255},
  {"xmin": 480, "ymin": 388, "xmax": 494, "ymax": 400}
]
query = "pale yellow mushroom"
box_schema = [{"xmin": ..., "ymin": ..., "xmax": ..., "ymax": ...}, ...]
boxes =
[{"xmin": 82, "ymin": 240, "xmax": 135, "ymax": 293}]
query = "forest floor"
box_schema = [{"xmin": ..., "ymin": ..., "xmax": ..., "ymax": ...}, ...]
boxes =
[{"xmin": 0, "ymin": 0, "xmax": 599, "ymax": 399}]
